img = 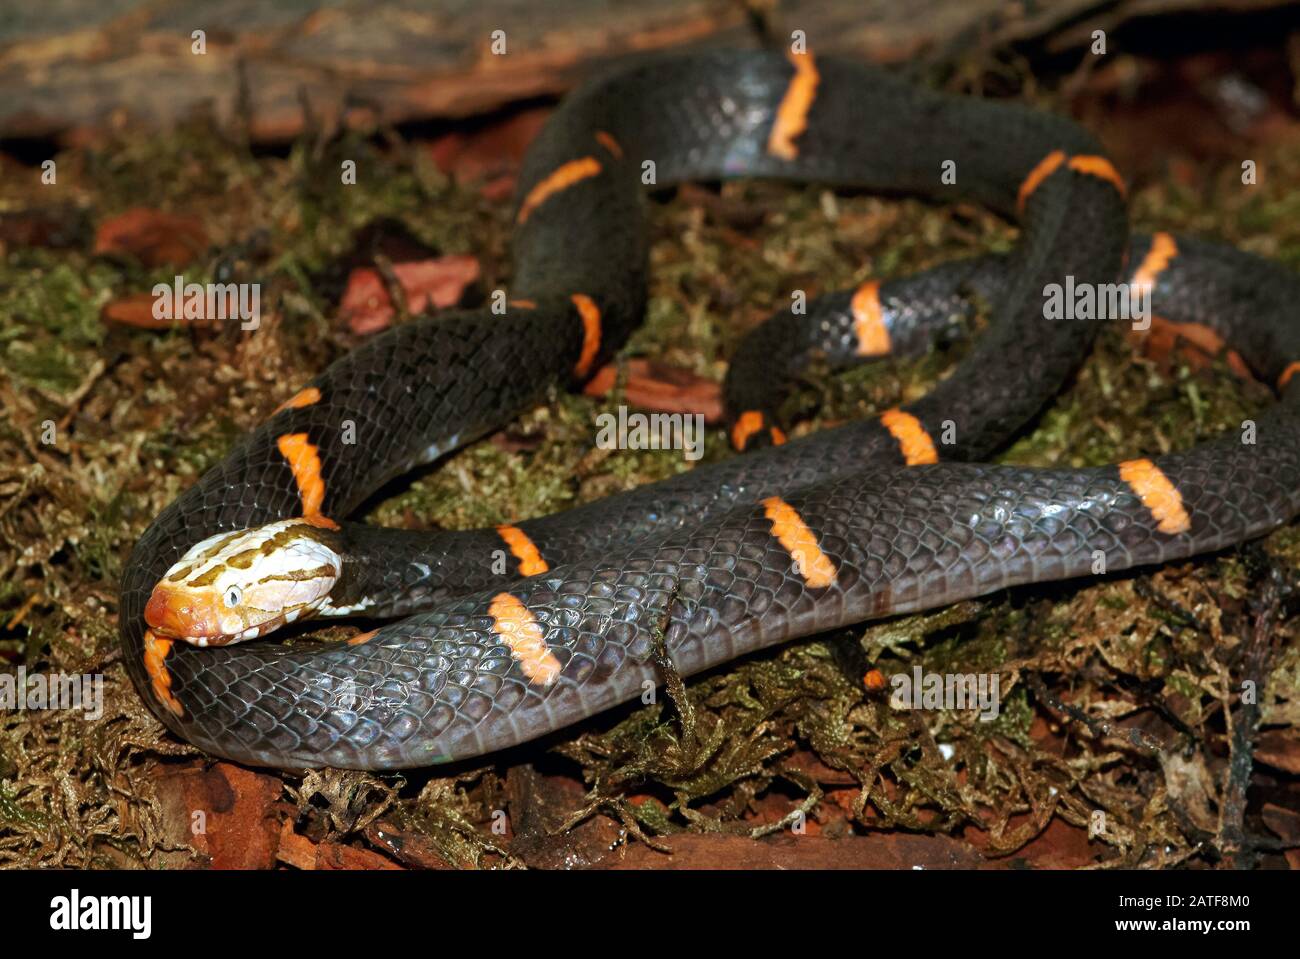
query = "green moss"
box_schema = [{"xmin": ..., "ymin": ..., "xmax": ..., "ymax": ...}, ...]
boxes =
[
  {"xmin": 0, "ymin": 782, "xmax": 50, "ymax": 828},
  {"xmin": 0, "ymin": 253, "xmax": 117, "ymax": 393},
  {"xmin": 2, "ymin": 64, "xmax": 1298, "ymax": 868}
]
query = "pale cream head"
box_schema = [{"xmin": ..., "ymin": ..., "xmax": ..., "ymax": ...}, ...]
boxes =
[{"xmin": 144, "ymin": 518, "xmax": 343, "ymax": 646}]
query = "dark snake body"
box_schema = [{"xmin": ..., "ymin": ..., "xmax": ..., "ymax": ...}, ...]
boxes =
[{"xmin": 119, "ymin": 51, "xmax": 1300, "ymax": 769}]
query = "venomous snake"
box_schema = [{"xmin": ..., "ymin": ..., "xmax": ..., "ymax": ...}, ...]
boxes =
[{"xmin": 119, "ymin": 50, "xmax": 1300, "ymax": 769}]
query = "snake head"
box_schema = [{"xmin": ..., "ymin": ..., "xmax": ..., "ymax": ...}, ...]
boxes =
[{"xmin": 144, "ymin": 518, "xmax": 343, "ymax": 647}]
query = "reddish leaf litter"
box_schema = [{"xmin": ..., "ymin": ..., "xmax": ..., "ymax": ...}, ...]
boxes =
[
  {"xmin": 339, "ymin": 255, "xmax": 481, "ymax": 334},
  {"xmin": 426, "ymin": 107, "xmax": 552, "ymax": 200},
  {"xmin": 583, "ymin": 358, "xmax": 725, "ymax": 422},
  {"xmin": 93, "ymin": 207, "xmax": 209, "ymax": 267}
]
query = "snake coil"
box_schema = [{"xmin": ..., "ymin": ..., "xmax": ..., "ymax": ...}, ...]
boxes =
[{"xmin": 120, "ymin": 51, "xmax": 1300, "ymax": 769}]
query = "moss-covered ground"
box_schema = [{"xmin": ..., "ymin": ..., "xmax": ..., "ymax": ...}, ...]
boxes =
[{"xmin": 1, "ymin": 49, "xmax": 1298, "ymax": 868}]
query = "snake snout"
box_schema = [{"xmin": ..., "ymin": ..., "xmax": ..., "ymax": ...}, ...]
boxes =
[{"xmin": 144, "ymin": 584, "xmax": 221, "ymax": 640}]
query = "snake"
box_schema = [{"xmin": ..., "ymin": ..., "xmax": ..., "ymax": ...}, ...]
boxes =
[{"xmin": 118, "ymin": 49, "xmax": 1300, "ymax": 770}]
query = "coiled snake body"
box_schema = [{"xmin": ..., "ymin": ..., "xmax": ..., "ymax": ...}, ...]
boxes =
[{"xmin": 119, "ymin": 51, "xmax": 1300, "ymax": 769}]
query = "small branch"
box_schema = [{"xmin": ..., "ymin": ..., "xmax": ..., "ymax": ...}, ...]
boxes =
[
  {"xmin": 1218, "ymin": 566, "xmax": 1282, "ymax": 869},
  {"xmin": 1026, "ymin": 672, "xmax": 1171, "ymax": 753}
]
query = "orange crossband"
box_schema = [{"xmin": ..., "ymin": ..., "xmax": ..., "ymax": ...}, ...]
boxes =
[
  {"xmin": 488, "ymin": 593, "xmax": 562, "ymax": 686},
  {"xmin": 570, "ymin": 294, "xmax": 602, "ymax": 377},
  {"xmin": 347, "ymin": 629, "xmax": 379, "ymax": 646},
  {"xmin": 1131, "ymin": 232, "xmax": 1178, "ymax": 292},
  {"xmin": 1018, "ymin": 151, "xmax": 1125, "ymax": 211},
  {"xmin": 1067, "ymin": 156, "xmax": 1126, "ymax": 197},
  {"xmin": 276, "ymin": 432, "xmax": 338, "ymax": 529},
  {"xmin": 732, "ymin": 410, "xmax": 767, "ymax": 450},
  {"xmin": 497, "ymin": 525, "xmax": 549, "ymax": 576},
  {"xmin": 514, "ymin": 157, "xmax": 600, "ymax": 223},
  {"xmin": 1118, "ymin": 458, "xmax": 1191, "ymax": 535},
  {"xmin": 879, "ymin": 409, "xmax": 938, "ymax": 466},
  {"xmin": 769, "ymin": 425, "xmax": 787, "ymax": 445},
  {"xmin": 851, "ymin": 280, "xmax": 890, "ymax": 356},
  {"xmin": 509, "ymin": 299, "xmax": 537, "ymax": 310},
  {"xmin": 1018, "ymin": 151, "xmax": 1065, "ymax": 211},
  {"xmin": 761, "ymin": 496, "xmax": 838, "ymax": 588},
  {"xmin": 594, "ymin": 130, "xmax": 623, "ymax": 158},
  {"xmin": 517, "ymin": 157, "xmax": 602, "ymax": 224},
  {"xmin": 1278, "ymin": 361, "xmax": 1300, "ymax": 390},
  {"xmin": 274, "ymin": 386, "xmax": 321, "ymax": 415},
  {"xmin": 767, "ymin": 50, "xmax": 820, "ymax": 160},
  {"xmin": 143, "ymin": 630, "xmax": 184, "ymax": 717}
]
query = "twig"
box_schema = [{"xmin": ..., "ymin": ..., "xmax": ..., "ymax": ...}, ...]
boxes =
[
  {"xmin": 5, "ymin": 592, "xmax": 41, "ymax": 631},
  {"xmin": 648, "ymin": 579, "xmax": 693, "ymax": 744},
  {"xmin": 373, "ymin": 254, "xmax": 410, "ymax": 324},
  {"xmin": 1218, "ymin": 565, "xmax": 1282, "ymax": 868},
  {"xmin": 1133, "ymin": 578, "xmax": 1211, "ymax": 635},
  {"xmin": 1026, "ymin": 672, "xmax": 1171, "ymax": 753}
]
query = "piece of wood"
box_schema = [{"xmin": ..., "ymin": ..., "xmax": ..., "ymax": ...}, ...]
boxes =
[
  {"xmin": 149, "ymin": 760, "xmax": 283, "ymax": 869},
  {"xmin": 277, "ymin": 819, "xmax": 404, "ymax": 870},
  {"xmin": 3, "ymin": 0, "xmax": 1289, "ymax": 144},
  {"xmin": 602, "ymin": 831, "xmax": 996, "ymax": 869}
]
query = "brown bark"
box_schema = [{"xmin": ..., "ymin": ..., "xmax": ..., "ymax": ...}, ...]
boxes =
[{"xmin": 4, "ymin": 0, "xmax": 1285, "ymax": 143}]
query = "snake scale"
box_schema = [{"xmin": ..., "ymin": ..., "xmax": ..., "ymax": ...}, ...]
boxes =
[{"xmin": 119, "ymin": 50, "xmax": 1300, "ymax": 769}]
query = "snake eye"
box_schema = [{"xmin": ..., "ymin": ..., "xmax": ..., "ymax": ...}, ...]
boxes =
[{"xmin": 223, "ymin": 585, "xmax": 243, "ymax": 608}]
